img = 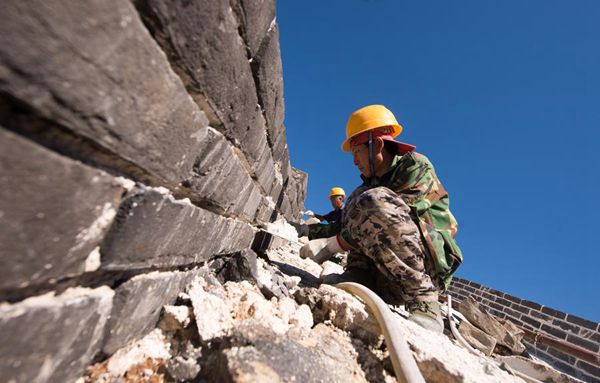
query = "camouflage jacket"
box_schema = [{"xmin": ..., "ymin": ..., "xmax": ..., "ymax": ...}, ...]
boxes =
[{"xmin": 342, "ymin": 152, "xmax": 463, "ymax": 288}]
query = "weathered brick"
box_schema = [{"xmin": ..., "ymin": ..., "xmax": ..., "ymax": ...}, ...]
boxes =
[
  {"xmin": 503, "ymin": 294, "xmax": 522, "ymax": 305},
  {"xmin": 541, "ymin": 306, "xmax": 567, "ymax": 320},
  {"xmin": 468, "ymin": 281, "xmax": 482, "ymax": 289},
  {"xmin": 511, "ymin": 303, "xmax": 531, "ymax": 315},
  {"xmin": 0, "ymin": 287, "xmax": 113, "ymax": 382},
  {"xmin": 576, "ymin": 360, "xmax": 600, "ymax": 377},
  {"xmin": 495, "ymin": 297, "xmax": 512, "ymax": 307},
  {"xmin": 0, "ymin": 1, "xmax": 208, "ymax": 186},
  {"xmin": 546, "ymin": 346, "xmax": 576, "ymax": 364},
  {"xmin": 541, "ymin": 324, "xmax": 568, "ymax": 340},
  {"xmin": 182, "ymin": 127, "xmax": 262, "ymax": 221},
  {"xmin": 552, "ymin": 318, "xmax": 581, "ymax": 336},
  {"xmin": 503, "ymin": 307, "xmax": 523, "ymax": 321},
  {"xmin": 530, "ymin": 309, "xmax": 552, "ymax": 323},
  {"xmin": 521, "ymin": 315, "xmax": 542, "ymax": 329},
  {"xmin": 101, "ymin": 189, "xmax": 256, "ymax": 270},
  {"xmin": 232, "ymin": 0, "xmax": 276, "ymax": 57},
  {"xmin": 134, "ymin": 0, "xmax": 275, "ymax": 188},
  {"xmin": 0, "ymin": 128, "xmax": 124, "ymax": 292},
  {"xmin": 566, "ymin": 334, "xmax": 600, "ymax": 353},
  {"xmin": 566, "ymin": 313, "xmax": 599, "ymax": 331},
  {"xmin": 521, "ymin": 299, "xmax": 543, "ymax": 311},
  {"xmin": 251, "ymin": 24, "xmax": 286, "ymax": 155},
  {"xmin": 103, "ymin": 269, "xmax": 202, "ymax": 354},
  {"xmin": 551, "ymin": 360, "xmax": 578, "ymax": 379}
]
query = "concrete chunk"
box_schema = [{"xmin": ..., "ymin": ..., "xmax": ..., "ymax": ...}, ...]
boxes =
[
  {"xmin": 101, "ymin": 189, "xmax": 256, "ymax": 270},
  {"xmin": 0, "ymin": 128, "xmax": 123, "ymax": 292},
  {"xmin": 0, "ymin": 287, "xmax": 114, "ymax": 383}
]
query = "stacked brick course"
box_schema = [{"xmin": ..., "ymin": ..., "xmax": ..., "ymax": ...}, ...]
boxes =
[
  {"xmin": 0, "ymin": 1, "xmax": 306, "ymax": 381},
  {"xmin": 449, "ymin": 277, "xmax": 600, "ymax": 382}
]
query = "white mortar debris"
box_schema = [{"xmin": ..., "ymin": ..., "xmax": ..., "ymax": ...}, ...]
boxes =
[
  {"xmin": 106, "ymin": 329, "xmax": 171, "ymax": 377},
  {"xmin": 188, "ymin": 277, "xmax": 313, "ymax": 341},
  {"xmin": 264, "ymin": 218, "xmax": 299, "ymax": 242}
]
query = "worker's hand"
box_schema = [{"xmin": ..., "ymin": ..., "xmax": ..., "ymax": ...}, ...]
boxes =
[
  {"xmin": 299, "ymin": 236, "xmax": 344, "ymax": 264},
  {"xmin": 303, "ymin": 210, "xmax": 315, "ymax": 217},
  {"xmin": 289, "ymin": 221, "xmax": 310, "ymax": 237}
]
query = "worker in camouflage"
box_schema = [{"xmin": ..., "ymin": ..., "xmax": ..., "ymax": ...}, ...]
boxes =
[{"xmin": 300, "ymin": 104, "xmax": 463, "ymax": 333}]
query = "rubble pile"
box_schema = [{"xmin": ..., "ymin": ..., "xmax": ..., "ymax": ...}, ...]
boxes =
[{"xmin": 78, "ymin": 232, "xmax": 580, "ymax": 383}]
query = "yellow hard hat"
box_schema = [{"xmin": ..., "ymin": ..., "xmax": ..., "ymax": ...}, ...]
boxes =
[
  {"xmin": 342, "ymin": 105, "xmax": 403, "ymax": 152},
  {"xmin": 328, "ymin": 187, "xmax": 346, "ymax": 199}
]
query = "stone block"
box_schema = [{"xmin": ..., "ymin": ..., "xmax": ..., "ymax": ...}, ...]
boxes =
[
  {"xmin": 103, "ymin": 270, "xmax": 197, "ymax": 355},
  {"xmin": 0, "ymin": 1, "xmax": 208, "ymax": 186},
  {"xmin": 101, "ymin": 189, "xmax": 256, "ymax": 270},
  {"xmin": 233, "ymin": 0, "xmax": 276, "ymax": 57},
  {"xmin": 0, "ymin": 287, "xmax": 114, "ymax": 383},
  {"xmin": 458, "ymin": 320, "xmax": 497, "ymax": 356},
  {"xmin": 183, "ymin": 127, "xmax": 262, "ymax": 221},
  {"xmin": 251, "ymin": 24, "xmax": 285, "ymax": 151},
  {"xmin": 0, "ymin": 128, "xmax": 124, "ymax": 292},
  {"xmin": 135, "ymin": 0, "xmax": 273, "ymax": 178},
  {"xmin": 459, "ymin": 297, "xmax": 526, "ymax": 354}
]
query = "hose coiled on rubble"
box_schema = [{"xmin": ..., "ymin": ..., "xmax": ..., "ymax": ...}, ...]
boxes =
[{"xmin": 335, "ymin": 282, "xmax": 425, "ymax": 383}]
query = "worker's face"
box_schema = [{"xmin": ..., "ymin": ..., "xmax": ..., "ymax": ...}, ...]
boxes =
[
  {"xmin": 351, "ymin": 143, "xmax": 371, "ymax": 177},
  {"xmin": 351, "ymin": 138, "xmax": 385, "ymax": 178},
  {"xmin": 330, "ymin": 195, "xmax": 344, "ymax": 209}
]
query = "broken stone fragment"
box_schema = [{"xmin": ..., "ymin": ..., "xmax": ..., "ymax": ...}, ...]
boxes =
[
  {"xmin": 458, "ymin": 319, "xmax": 497, "ymax": 356},
  {"xmin": 201, "ymin": 323, "xmax": 371, "ymax": 382},
  {"xmin": 106, "ymin": 329, "xmax": 171, "ymax": 377},
  {"xmin": 165, "ymin": 355, "xmax": 201, "ymax": 382},
  {"xmin": 495, "ymin": 355, "xmax": 582, "ymax": 383},
  {"xmin": 458, "ymin": 297, "xmax": 526, "ymax": 355},
  {"xmin": 159, "ymin": 305, "xmax": 192, "ymax": 332},
  {"xmin": 294, "ymin": 285, "xmax": 381, "ymax": 345}
]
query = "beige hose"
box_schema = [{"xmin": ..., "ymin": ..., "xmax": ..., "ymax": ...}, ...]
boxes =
[{"xmin": 335, "ymin": 282, "xmax": 425, "ymax": 383}]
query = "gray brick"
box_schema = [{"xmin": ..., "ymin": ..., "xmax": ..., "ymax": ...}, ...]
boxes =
[
  {"xmin": 103, "ymin": 269, "xmax": 201, "ymax": 354},
  {"xmin": 566, "ymin": 334, "xmax": 600, "ymax": 353},
  {"xmin": 0, "ymin": 287, "xmax": 113, "ymax": 382},
  {"xmin": 552, "ymin": 318, "xmax": 581, "ymax": 336},
  {"xmin": 503, "ymin": 294, "xmax": 522, "ymax": 305},
  {"xmin": 521, "ymin": 299, "xmax": 543, "ymax": 311},
  {"xmin": 541, "ymin": 324, "xmax": 568, "ymax": 340},
  {"xmin": 511, "ymin": 303, "xmax": 531, "ymax": 315},
  {"xmin": 0, "ymin": 1, "xmax": 208, "ymax": 186},
  {"xmin": 546, "ymin": 346, "xmax": 576, "ymax": 364},
  {"xmin": 576, "ymin": 360, "xmax": 600, "ymax": 378},
  {"xmin": 101, "ymin": 189, "xmax": 256, "ymax": 270},
  {"xmin": 0, "ymin": 128, "xmax": 124, "ymax": 292},
  {"xmin": 541, "ymin": 306, "xmax": 567, "ymax": 320},
  {"xmin": 566, "ymin": 313, "xmax": 599, "ymax": 331},
  {"xmin": 134, "ymin": 0, "xmax": 275, "ymax": 188}
]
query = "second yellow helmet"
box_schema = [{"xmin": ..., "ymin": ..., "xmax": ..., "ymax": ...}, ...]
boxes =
[{"xmin": 328, "ymin": 187, "xmax": 346, "ymax": 199}]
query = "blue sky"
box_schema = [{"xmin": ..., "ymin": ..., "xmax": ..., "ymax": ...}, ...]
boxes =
[{"xmin": 277, "ymin": 0, "xmax": 600, "ymax": 322}]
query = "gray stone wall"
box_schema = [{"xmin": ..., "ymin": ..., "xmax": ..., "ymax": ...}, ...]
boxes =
[
  {"xmin": 449, "ymin": 278, "xmax": 600, "ymax": 382},
  {"xmin": 0, "ymin": 1, "xmax": 305, "ymax": 381}
]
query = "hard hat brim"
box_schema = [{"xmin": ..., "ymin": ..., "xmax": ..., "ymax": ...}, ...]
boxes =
[{"xmin": 342, "ymin": 124, "xmax": 402, "ymax": 152}]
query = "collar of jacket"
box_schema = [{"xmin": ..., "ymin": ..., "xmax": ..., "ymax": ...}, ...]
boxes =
[{"xmin": 360, "ymin": 153, "xmax": 408, "ymax": 187}]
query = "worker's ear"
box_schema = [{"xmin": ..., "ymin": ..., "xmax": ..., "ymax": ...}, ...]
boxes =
[{"xmin": 373, "ymin": 136, "xmax": 385, "ymax": 154}]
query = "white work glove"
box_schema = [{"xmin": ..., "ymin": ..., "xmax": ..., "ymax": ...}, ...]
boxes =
[
  {"xmin": 302, "ymin": 210, "xmax": 315, "ymax": 217},
  {"xmin": 300, "ymin": 236, "xmax": 344, "ymax": 264}
]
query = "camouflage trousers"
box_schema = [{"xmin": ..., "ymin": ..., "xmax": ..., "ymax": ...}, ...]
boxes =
[{"xmin": 342, "ymin": 186, "xmax": 438, "ymax": 305}]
